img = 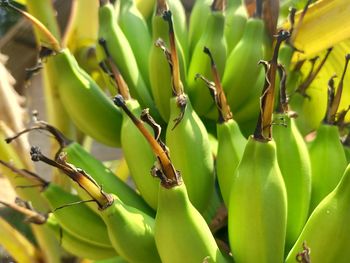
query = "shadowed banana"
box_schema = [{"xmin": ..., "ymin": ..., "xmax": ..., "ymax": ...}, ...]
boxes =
[
  {"xmin": 285, "ymin": 164, "xmax": 350, "ymax": 263},
  {"xmin": 228, "ymin": 31, "xmax": 289, "ymax": 263},
  {"xmin": 187, "ymin": 0, "xmax": 227, "ymax": 119}
]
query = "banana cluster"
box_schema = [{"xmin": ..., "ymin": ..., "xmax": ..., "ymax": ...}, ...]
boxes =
[{"xmin": 1, "ymin": 0, "xmax": 350, "ymax": 262}]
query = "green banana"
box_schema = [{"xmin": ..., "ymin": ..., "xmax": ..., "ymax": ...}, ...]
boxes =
[
  {"xmin": 5, "ymin": 122, "xmax": 154, "ymax": 216},
  {"xmin": 285, "ymin": 164, "xmax": 350, "ymax": 263},
  {"xmin": 222, "ymin": 14, "xmax": 264, "ymax": 114},
  {"xmin": 42, "ymin": 183, "xmax": 112, "ymax": 248},
  {"xmin": 197, "ymin": 47, "xmax": 247, "ymax": 206},
  {"xmin": 148, "ymin": 0, "xmax": 187, "ymax": 121},
  {"xmin": 117, "ymin": 0, "xmax": 152, "ymax": 86},
  {"xmin": 187, "ymin": 0, "xmax": 227, "ymax": 119},
  {"xmin": 48, "ymin": 49, "xmax": 123, "ymax": 147},
  {"xmin": 188, "ymin": 0, "xmax": 212, "ymax": 55},
  {"xmin": 100, "ymin": 195, "xmax": 161, "ymax": 263},
  {"xmin": 308, "ymin": 124, "xmax": 347, "ymax": 212},
  {"xmin": 155, "ymin": 183, "xmax": 229, "ymax": 263},
  {"xmin": 308, "ymin": 56, "xmax": 350, "ymax": 212},
  {"xmin": 273, "ymin": 115, "xmax": 312, "ymax": 251},
  {"xmin": 228, "ymin": 137, "xmax": 287, "ymax": 263},
  {"xmin": 135, "ymin": 0, "xmax": 156, "ymax": 21},
  {"xmin": 120, "ymin": 99, "xmax": 159, "ymax": 210},
  {"xmin": 224, "ymin": 4, "xmax": 248, "ymax": 54},
  {"xmin": 166, "ymin": 96, "xmax": 215, "ymax": 212},
  {"xmin": 45, "ymin": 214, "xmax": 117, "ymax": 260},
  {"xmin": 228, "ymin": 31, "xmax": 289, "ymax": 263},
  {"xmin": 98, "ymin": 2, "xmax": 158, "ymax": 118},
  {"xmin": 166, "ymin": 0, "xmax": 188, "ymax": 61},
  {"xmin": 113, "ymin": 95, "xmax": 229, "ymax": 263}
]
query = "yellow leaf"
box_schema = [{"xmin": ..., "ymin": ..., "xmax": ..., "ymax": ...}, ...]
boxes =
[{"xmin": 285, "ymin": 0, "xmax": 350, "ymax": 60}]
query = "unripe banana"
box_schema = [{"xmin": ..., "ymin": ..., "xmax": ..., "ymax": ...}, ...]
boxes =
[
  {"xmin": 285, "ymin": 164, "xmax": 350, "ymax": 263},
  {"xmin": 216, "ymin": 119, "xmax": 246, "ymax": 206},
  {"xmin": 308, "ymin": 123, "xmax": 347, "ymax": 212},
  {"xmin": 42, "ymin": 183, "xmax": 112, "ymax": 248},
  {"xmin": 135, "ymin": 0, "xmax": 156, "ymax": 21},
  {"xmin": 228, "ymin": 137, "xmax": 287, "ymax": 263},
  {"xmin": 98, "ymin": 2, "xmax": 158, "ymax": 118},
  {"xmin": 188, "ymin": 0, "xmax": 211, "ymax": 55},
  {"xmin": 224, "ymin": 4, "xmax": 248, "ymax": 54},
  {"xmin": 222, "ymin": 17, "xmax": 264, "ymax": 113},
  {"xmin": 155, "ymin": 183, "xmax": 229, "ymax": 263},
  {"xmin": 120, "ymin": 99, "xmax": 159, "ymax": 209},
  {"xmin": 45, "ymin": 214, "xmax": 117, "ymax": 260},
  {"xmin": 272, "ymin": 116, "xmax": 312, "ymax": 251},
  {"xmin": 166, "ymin": 96, "xmax": 215, "ymax": 212},
  {"xmin": 148, "ymin": 0, "xmax": 187, "ymax": 121},
  {"xmin": 118, "ymin": 0, "xmax": 152, "ymax": 86},
  {"xmin": 187, "ymin": 0, "xmax": 227, "ymax": 119},
  {"xmin": 93, "ymin": 257, "xmax": 128, "ymax": 263},
  {"xmin": 166, "ymin": 0, "xmax": 188, "ymax": 61},
  {"xmin": 100, "ymin": 195, "xmax": 161, "ymax": 263},
  {"xmin": 48, "ymin": 49, "xmax": 122, "ymax": 147}
]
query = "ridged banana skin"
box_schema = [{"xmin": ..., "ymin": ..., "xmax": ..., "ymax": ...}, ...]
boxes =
[
  {"xmin": 273, "ymin": 117, "xmax": 312, "ymax": 251},
  {"xmin": 51, "ymin": 49, "xmax": 122, "ymax": 147},
  {"xmin": 222, "ymin": 18, "xmax": 264, "ymax": 113},
  {"xmin": 148, "ymin": 12, "xmax": 187, "ymax": 122},
  {"xmin": 98, "ymin": 3, "xmax": 157, "ymax": 116},
  {"xmin": 228, "ymin": 137, "xmax": 287, "ymax": 263},
  {"xmin": 188, "ymin": 0, "xmax": 211, "ymax": 56},
  {"xmin": 224, "ymin": 5, "xmax": 248, "ymax": 54},
  {"xmin": 308, "ymin": 124, "xmax": 347, "ymax": 213},
  {"xmin": 187, "ymin": 10, "xmax": 227, "ymax": 119},
  {"xmin": 42, "ymin": 184, "xmax": 112, "ymax": 248},
  {"xmin": 121, "ymin": 99, "xmax": 159, "ymax": 210},
  {"xmin": 166, "ymin": 96, "xmax": 215, "ymax": 212},
  {"xmin": 45, "ymin": 214, "xmax": 118, "ymax": 260},
  {"xmin": 100, "ymin": 196, "xmax": 161, "ymax": 263},
  {"xmin": 216, "ymin": 119, "xmax": 247, "ymax": 206},
  {"xmin": 285, "ymin": 164, "xmax": 350, "ymax": 263},
  {"xmin": 118, "ymin": 0, "xmax": 152, "ymax": 88},
  {"xmin": 155, "ymin": 183, "xmax": 229, "ymax": 263},
  {"xmin": 64, "ymin": 142, "xmax": 155, "ymax": 216}
]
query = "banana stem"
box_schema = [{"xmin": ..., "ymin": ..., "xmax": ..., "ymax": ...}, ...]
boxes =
[
  {"xmin": 212, "ymin": 0, "xmax": 226, "ymax": 12},
  {"xmin": 98, "ymin": 38, "xmax": 131, "ymax": 100},
  {"xmin": 2, "ymin": 1, "xmax": 61, "ymax": 52},
  {"xmin": 156, "ymin": 0, "xmax": 168, "ymax": 16},
  {"xmin": 114, "ymin": 95, "xmax": 180, "ymax": 187},
  {"xmin": 0, "ymin": 199, "xmax": 47, "ymax": 225},
  {"xmin": 329, "ymin": 54, "xmax": 350, "ymax": 120},
  {"xmin": 29, "ymin": 146, "xmax": 114, "ymax": 209},
  {"xmin": 254, "ymin": 30, "xmax": 290, "ymax": 140},
  {"xmin": 297, "ymin": 48, "xmax": 333, "ymax": 96},
  {"xmin": 204, "ymin": 47, "xmax": 232, "ymax": 122},
  {"xmin": 163, "ymin": 10, "xmax": 184, "ymax": 96}
]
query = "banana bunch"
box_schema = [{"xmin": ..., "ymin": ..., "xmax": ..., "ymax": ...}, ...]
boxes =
[{"xmin": 1, "ymin": 0, "xmax": 350, "ymax": 262}]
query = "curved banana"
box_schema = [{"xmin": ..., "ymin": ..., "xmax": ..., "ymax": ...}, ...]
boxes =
[
  {"xmin": 228, "ymin": 137, "xmax": 287, "ymax": 263},
  {"xmin": 155, "ymin": 183, "xmax": 229, "ymax": 263},
  {"xmin": 45, "ymin": 214, "xmax": 118, "ymax": 260},
  {"xmin": 98, "ymin": 2, "xmax": 158, "ymax": 118},
  {"xmin": 187, "ymin": 0, "xmax": 227, "ymax": 119},
  {"xmin": 148, "ymin": 0, "xmax": 187, "ymax": 121},
  {"xmin": 42, "ymin": 183, "xmax": 112, "ymax": 248},
  {"xmin": 222, "ymin": 16, "xmax": 264, "ymax": 114},
  {"xmin": 273, "ymin": 116, "xmax": 312, "ymax": 251},
  {"xmin": 188, "ymin": 0, "xmax": 212, "ymax": 55},
  {"xmin": 100, "ymin": 195, "xmax": 161, "ymax": 263},
  {"xmin": 118, "ymin": 0, "xmax": 152, "ymax": 87},
  {"xmin": 224, "ymin": 4, "xmax": 248, "ymax": 54},
  {"xmin": 120, "ymin": 99, "xmax": 159, "ymax": 210},
  {"xmin": 135, "ymin": 0, "xmax": 155, "ymax": 21},
  {"xmin": 285, "ymin": 164, "xmax": 350, "ymax": 263},
  {"xmin": 308, "ymin": 124, "xmax": 347, "ymax": 212},
  {"xmin": 166, "ymin": 95, "xmax": 215, "ymax": 212},
  {"xmin": 48, "ymin": 49, "xmax": 123, "ymax": 147}
]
